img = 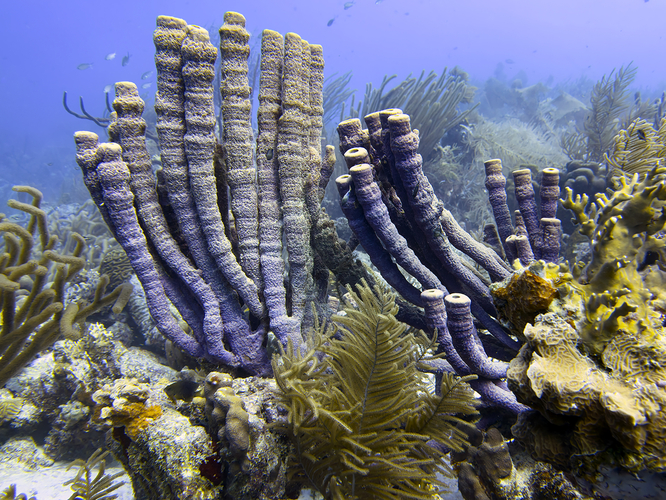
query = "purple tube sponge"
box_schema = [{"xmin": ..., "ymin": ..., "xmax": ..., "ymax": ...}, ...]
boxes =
[
  {"xmin": 255, "ymin": 28, "xmax": 300, "ymax": 346},
  {"xmin": 349, "ymin": 163, "xmax": 443, "ymax": 292},
  {"xmin": 112, "ymin": 81, "xmax": 236, "ymax": 366},
  {"xmin": 218, "ymin": 13, "xmax": 263, "ymax": 296},
  {"xmin": 445, "ymin": 293, "xmax": 508, "ymax": 380},
  {"xmin": 421, "ymin": 289, "xmax": 470, "ymax": 375},
  {"xmin": 539, "ymin": 168, "xmax": 561, "ymax": 220},
  {"xmin": 336, "ymin": 174, "xmax": 425, "ymax": 307},
  {"xmin": 337, "ymin": 118, "xmax": 371, "ymax": 155},
  {"xmin": 74, "ymin": 132, "xmax": 113, "ymax": 231},
  {"xmin": 153, "ymin": 16, "xmax": 232, "ymax": 316},
  {"xmin": 539, "ymin": 218, "xmax": 561, "ymax": 263},
  {"xmin": 422, "ymin": 289, "xmax": 527, "ymax": 415},
  {"xmin": 183, "ymin": 23, "xmax": 265, "ymax": 320},
  {"xmin": 276, "ymin": 32, "xmax": 316, "ymax": 325},
  {"xmin": 514, "ymin": 235, "xmax": 535, "ymax": 266},
  {"xmin": 484, "ymin": 159, "xmax": 516, "ymax": 262},
  {"xmin": 512, "ymin": 169, "xmax": 540, "ymax": 253},
  {"xmin": 387, "ymin": 113, "xmax": 499, "ymax": 309},
  {"xmin": 363, "ymin": 111, "xmax": 384, "ymax": 163},
  {"xmin": 95, "ymin": 142, "xmax": 204, "ymax": 358}
]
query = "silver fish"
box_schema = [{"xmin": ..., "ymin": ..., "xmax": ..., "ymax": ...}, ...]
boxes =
[
  {"xmin": 77, "ymin": 63, "xmax": 93, "ymax": 70},
  {"xmin": 105, "ymin": 52, "xmax": 116, "ymax": 61}
]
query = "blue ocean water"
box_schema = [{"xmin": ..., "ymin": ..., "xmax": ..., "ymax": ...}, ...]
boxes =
[{"xmin": 1, "ymin": 0, "xmax": 664, "ymax": 200}]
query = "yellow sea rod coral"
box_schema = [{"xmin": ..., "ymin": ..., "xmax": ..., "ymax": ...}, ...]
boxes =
[{"xmin": 0, "ymin": 186, "xmax": 131, "ymax": 387}]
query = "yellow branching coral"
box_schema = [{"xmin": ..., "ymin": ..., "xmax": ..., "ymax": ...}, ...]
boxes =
[
  {"xmin": 560, "ymin": 166, "xmax": 666, "ymax": 354},
  {"xmin": 500, "ymin": 154, "xmax": 666, "ymax": 476},
  {"xmin": 0, "ymin": 186, "xmax": 132, "ymax": 387},
  {"xmin": 273, "ymin": 282, "xmax": 478, "ymax": 499}
]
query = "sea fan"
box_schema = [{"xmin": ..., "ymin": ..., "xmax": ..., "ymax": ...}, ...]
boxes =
[
  {"xmin": 584, "ymin": 64, "xmax": 636, "ymax": 162},
  {"xmin": 463, "ymin": 118, "xmax": 567, "ymax": 172}
]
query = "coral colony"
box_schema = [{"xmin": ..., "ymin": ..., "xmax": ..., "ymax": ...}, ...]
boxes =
[{"xmin": 2, "ymin": 9, "xmax": 666, "ymax": 500}]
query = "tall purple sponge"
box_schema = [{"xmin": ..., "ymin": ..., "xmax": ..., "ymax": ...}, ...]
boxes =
[
  {"xmin": 512, "ymin": 169, "xmax": 540, "ymax": 253},
  {"xmin": 539, "ymin": 168, "xmax": 561, "ymax": 220},
  {"xmin": 445, "ymin": 293, "xmax": 508, "ymax": 380},
  {"xmin": 349, "ymin": 163, "xmax": 443, "ymax": 292},
  {"xmin": 422, "ymin": 289, "xmax": 527, "ymax": 414},
  {"xmin": 95, "ymin": 142, "xmax": 204, "ymax": 358},
  {"xmin": 485, "ymin": 159, "xmax": 516, "ymax": 262}
]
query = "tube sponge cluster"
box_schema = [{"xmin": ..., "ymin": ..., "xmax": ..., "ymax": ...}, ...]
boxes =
[
  {"xmin": 75, "ymin": 13, "xmax": 335, "ymax": 376},
  {"xmin": 335, "ymin": 111, "xmax": 529, "ymax": 414}
]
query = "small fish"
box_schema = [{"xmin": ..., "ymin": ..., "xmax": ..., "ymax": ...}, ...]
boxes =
[
  {"xmin": 505, "ymin": 59, "xmax": 515, "ymax": 64},
  {"xmin": 265, "ymin": 148, "xmax": 274, "ymax": 160},
  {"xmin": 412, "ymin": 180, "xmax": 420, "ymax": 198},
  {"xmin": 327, "ymin": 18, "xmax": 335, "ymax": 27},
  {"xmin": 344, "ymin": 1, "xmax": 355, "ymax": 9},
  {"xmin": 375, "ymin": 0, "xmax": 384, "ymax": 3},
  {"xmin": 122, "ymin": 52, "xmax": 131, "ymax": 67},
  {"xmin": 164, "ymin": 380, "xmax": 202, "ymax": 403},
  {"xmin": 77, "ymin": 63, "xmax": 93, "ymax": 70},
  {"xmin": 637, "ymin": 128, "xmax": 647, "ymax": 141},
  {"xmin": 141, "ymin": 70, "xmax": 153, "ymax": 80},
  {"xmin": 103, "ymin": 84, "xmax": 113, "ymax": 93},
  {"xmin": 105, "ymin": 52, "xmax": 116, "ymax": 61},
  {"xmin": 141, "ymin": 82, "xmax": 152, "ymax": 89}
]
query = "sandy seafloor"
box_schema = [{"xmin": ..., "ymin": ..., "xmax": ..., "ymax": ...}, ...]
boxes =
[
  {"xmin": 0, "ymin": 461, "xmax": 463, "ymax": 499},
  {"xmin": 0, "ymin": 462, "xmax": 134, "ymax": 499}
]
